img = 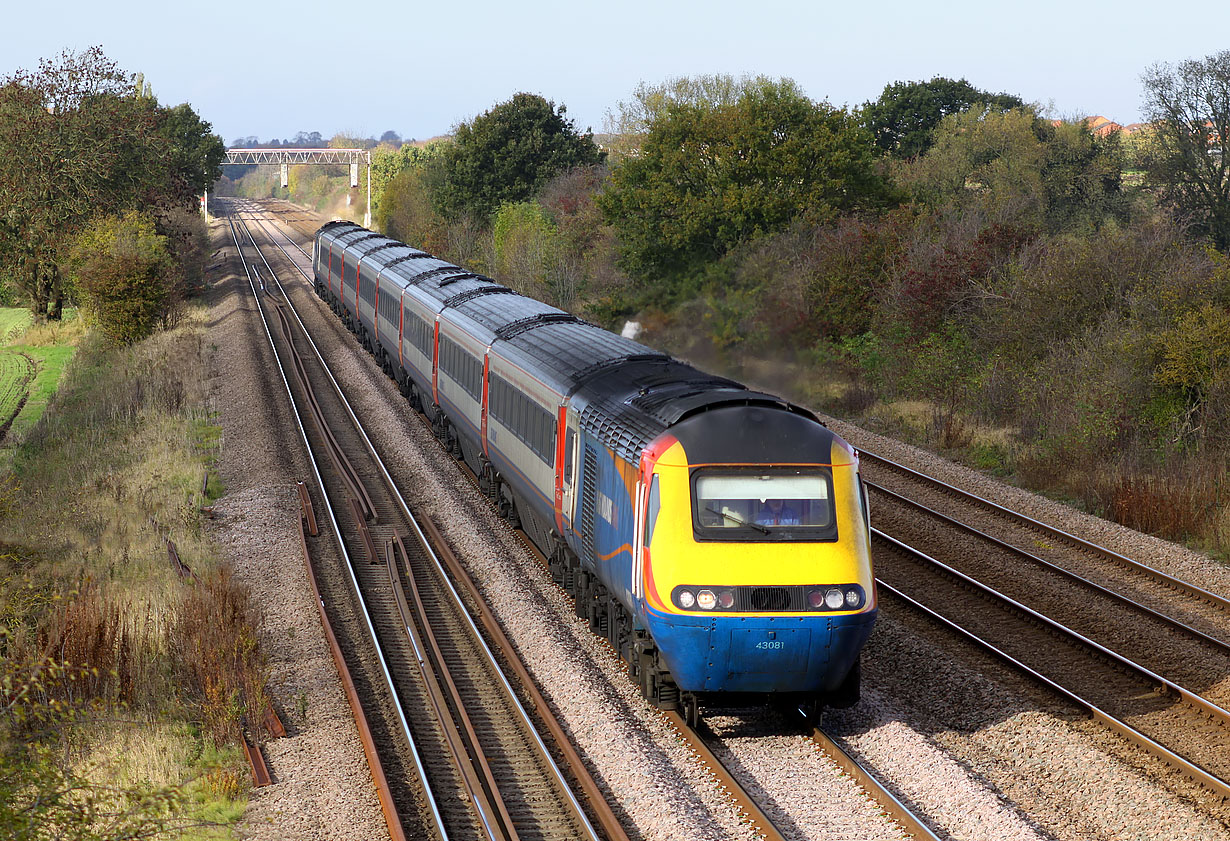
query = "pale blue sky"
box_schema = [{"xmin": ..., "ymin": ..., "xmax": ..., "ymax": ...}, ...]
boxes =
[{"xmin": 4, "ymin": 0, "xmax": 1227, "ymax": 145}]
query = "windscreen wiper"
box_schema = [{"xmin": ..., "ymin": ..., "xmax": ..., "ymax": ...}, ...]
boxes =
[{"xmin": 706, "ymin": 506, "xmax": 770, "ymax": 535}]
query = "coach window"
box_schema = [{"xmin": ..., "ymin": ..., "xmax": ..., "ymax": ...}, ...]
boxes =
[{"xmin": 564, "ymin": 428, "xmax": 576, "ymax": 485}]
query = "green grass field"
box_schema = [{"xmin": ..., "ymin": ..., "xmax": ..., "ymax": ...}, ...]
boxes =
[
  {"xmin": 0, "ymin": 350, "xmax": 34, "ymax": 432},
  {"xmin": 0, "ymin": 307, "xmax": 32, "ymax": 344},
  {"xmin": 0, "ymin": 306, "xmax": 80, "ymax": 447},
  {"xmin": 6, "ymin": 342, "xmax": 75, "ymax": 441}
]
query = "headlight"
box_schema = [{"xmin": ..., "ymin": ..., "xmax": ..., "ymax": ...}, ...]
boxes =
[
  {"xmin": 824, "ymin": 588, "xmax": 844, "ymax": 610},
  {"xmin": 844, "ymin": 587, "xmax": 862, "ymax": 609},
  {"xmin": 697, "ymin": 589, "xmax": 717, "ymax": 610},
  {"xmin": 678, "ymin": 589, "xmax": 696, "ymax": 609},
  {"xmin": 717, "ymin": 590, "xmax": 735, "ymax": 609}
]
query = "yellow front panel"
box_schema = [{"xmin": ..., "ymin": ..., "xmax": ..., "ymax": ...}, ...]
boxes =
[{"xmin": 644, "ymin": 439, "xmax": 874, "ymax": 616}]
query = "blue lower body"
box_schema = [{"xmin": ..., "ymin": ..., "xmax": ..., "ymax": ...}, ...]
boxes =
[{"xmin": 643, "ymin": 606, "xmax": 877, "ymax": 694}]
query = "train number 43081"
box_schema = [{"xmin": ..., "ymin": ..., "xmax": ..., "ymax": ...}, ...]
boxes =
[{"xmin": 755, "ymin": 640, "xmax": 785, "ymax": 650}]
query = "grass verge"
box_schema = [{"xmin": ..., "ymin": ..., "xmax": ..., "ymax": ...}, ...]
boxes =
[{"xmin": 0, "ymin": 306, "xmax": 265, "ymax": 840}]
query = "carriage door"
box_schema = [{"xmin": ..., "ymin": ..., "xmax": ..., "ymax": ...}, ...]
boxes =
[{"xmin": 560, "ymin": 408, "xmax": 579, "ymax": 530}]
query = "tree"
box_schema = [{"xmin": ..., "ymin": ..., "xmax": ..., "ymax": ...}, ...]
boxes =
[
  {"xmin": 598, "ymin": 78, "xmax": 895, "ymax": 287},
  {"xmin": 371, "ymin": 140, "xmax": 448, "ymax": 221},
  {"xmin": 433, "ymin": 93, "xmax": 604, "ymax": 221},
  {"xmin": 493, "ymin": 201, "xmax": 572, "ymax": 306},
  {"xmin": 0, "ymin": 48, "xmax": 168, "ymax": 319},
  {"xmin": 291, "ymin": 131, "xmax": 324, "ymax": 146},
  {"xmin": 1141, "ymin": 51, "xmax": 1230, "ymax": 250},
  {"xmin": 377, "ymin": 167, "xmax": 448, "ymax": 255},
  {"xmin": 157, "ymin": 103, "xmax": 225, "ymax": 201},
  {"xmin": 862, "ymin": 76, "xmax": 1024, "ymax": 159},
  {"xmin": 901, "ymin": 106, "xmax": 1124, "ymax": 232},
  {"xmin": 602, "ymin": 74, "xmax": 753, "ymax": 160}
]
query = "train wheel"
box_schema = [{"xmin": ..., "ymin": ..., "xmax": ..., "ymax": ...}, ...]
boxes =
[
  {"xmin": 682, "ymin": 694, "xmax": 699, "ymax": 728},
  {"xmin": 574, "ymin": 570, "xmax": 591, "ymax": 620}
]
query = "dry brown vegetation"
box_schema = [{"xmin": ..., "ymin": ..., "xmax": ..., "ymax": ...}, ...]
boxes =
[{"xmin": 1, "ymin": 307, "xmax": 266, "ymax": 837}]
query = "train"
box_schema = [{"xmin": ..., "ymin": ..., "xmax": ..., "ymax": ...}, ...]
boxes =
[{"xmin": 313, "ymin": 221, "xmax": 877, "ymax": 721}]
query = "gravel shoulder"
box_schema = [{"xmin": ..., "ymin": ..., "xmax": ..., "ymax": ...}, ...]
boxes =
[{"xmin": 815, "ymin": 416, "xmax": 1230, "ymax": 841}]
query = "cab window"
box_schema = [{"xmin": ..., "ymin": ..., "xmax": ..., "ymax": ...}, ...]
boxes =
[{"xmin": 692, "ymin": 468, "xmax": 837, "ymax": 541}]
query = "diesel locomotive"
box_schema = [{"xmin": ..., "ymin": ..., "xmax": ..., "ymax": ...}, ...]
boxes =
[{"xmin": 313, "ymin": 221, "xmax": 877, "ymax": 719}]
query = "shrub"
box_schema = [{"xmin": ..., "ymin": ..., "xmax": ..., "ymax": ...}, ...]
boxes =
[
  {"xmin": 492, "ymin": 201, "xmax": 560, "ymax": 304},
  {"xmin": 377, "ymin": 167, "xmax": 447, "ymax": 254},
  {"xmin": 173, "ymin": 566, "xmax": 268, "ymax": 746},
  {"xmin": 64, "ymin": 211, "xmax": 174, "ymax": 346}
]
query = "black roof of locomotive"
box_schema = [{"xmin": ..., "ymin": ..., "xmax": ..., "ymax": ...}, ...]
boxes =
[
  {"xmin": 317, "ymin": 223, "xmax": 819, "ymax": 464},
  {"xmin": 668, "ymin": 402, "xmax": 840, "ymax": 465}
]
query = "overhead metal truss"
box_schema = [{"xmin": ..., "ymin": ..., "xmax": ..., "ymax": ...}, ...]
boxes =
[
  {"xmin": 221, "ymin": 148, "xmax": 372, "ymax": 227},
  {"xmin": 223, "ymin": 148, "xmax": 369, "ymax": 166}
]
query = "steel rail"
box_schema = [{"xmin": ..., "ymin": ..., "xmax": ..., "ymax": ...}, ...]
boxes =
[
  {"xmin": 227, "ymin": 212, "xmax": 449, "ymax": 840},
  {"xmin": 868, "ymin": 480, "xmax": 1230, "ymax": 655},
  {"xmin": 659, "ymin": 712, "xmax": 790, "ymax": 841},
  {"xmin": 272, "ymin": 301, "xmax": 376, "ymax": 520},
  {"xmin": 416, "ymin": 517, "xmax": 634, "ymax": 841},
  {"xmin": 298, "ymin": 516, "xmax": 407, "ymax": 841},
  {"xmin": 238, "ymin": 210, "xmax": 493, "ymax": 836},
  {"xmin": 858, "ymin": 448, "xmax": 1230, "ymax": 613},
  {"xmin": 234, "ymin": 204, "xmax": 608, "ymax": 841},
  {"xmin": 250, "ymin": 206, "xmax": 313, "ymax": 259},
  {"xmin": 789, "ymin": 708, "xmax": 943, "ymax": 841},
  {"xmin": 385, "ymin": 534, "xmax": 513, "ymax": 841},
  {"xmin": 873, "ymin": 528, "xmax": 1230, "ymax": 801},
  {"xmin": 236, "ymin": 201, "xmax": 315, "ymax": 275}
]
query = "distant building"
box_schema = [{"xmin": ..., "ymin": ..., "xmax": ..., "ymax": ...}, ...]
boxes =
[{"xmin": 1083, "ymin": 115, "xmax": 1123, "ymax": 136}]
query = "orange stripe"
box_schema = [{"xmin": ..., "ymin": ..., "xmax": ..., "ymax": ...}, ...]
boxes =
[{"xmin": 597, "ymin": 543, "xmax": 632, "ymax": 561}]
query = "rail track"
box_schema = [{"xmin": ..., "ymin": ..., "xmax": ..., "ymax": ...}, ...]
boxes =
[
  {"xmin": 863, "ymin": 467, "xmax": 1230, "ymax": 718},
  {"xmin": 225, "ymin": 202, "xmax": 618, "ymax": 841},
  {"xmin": 859, "ymin": 448, "xmax": 1230, "ymax": 807},
  {"xmin": 861, "ymin": 448, "xmax": 1230, "ymax": 619}
]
